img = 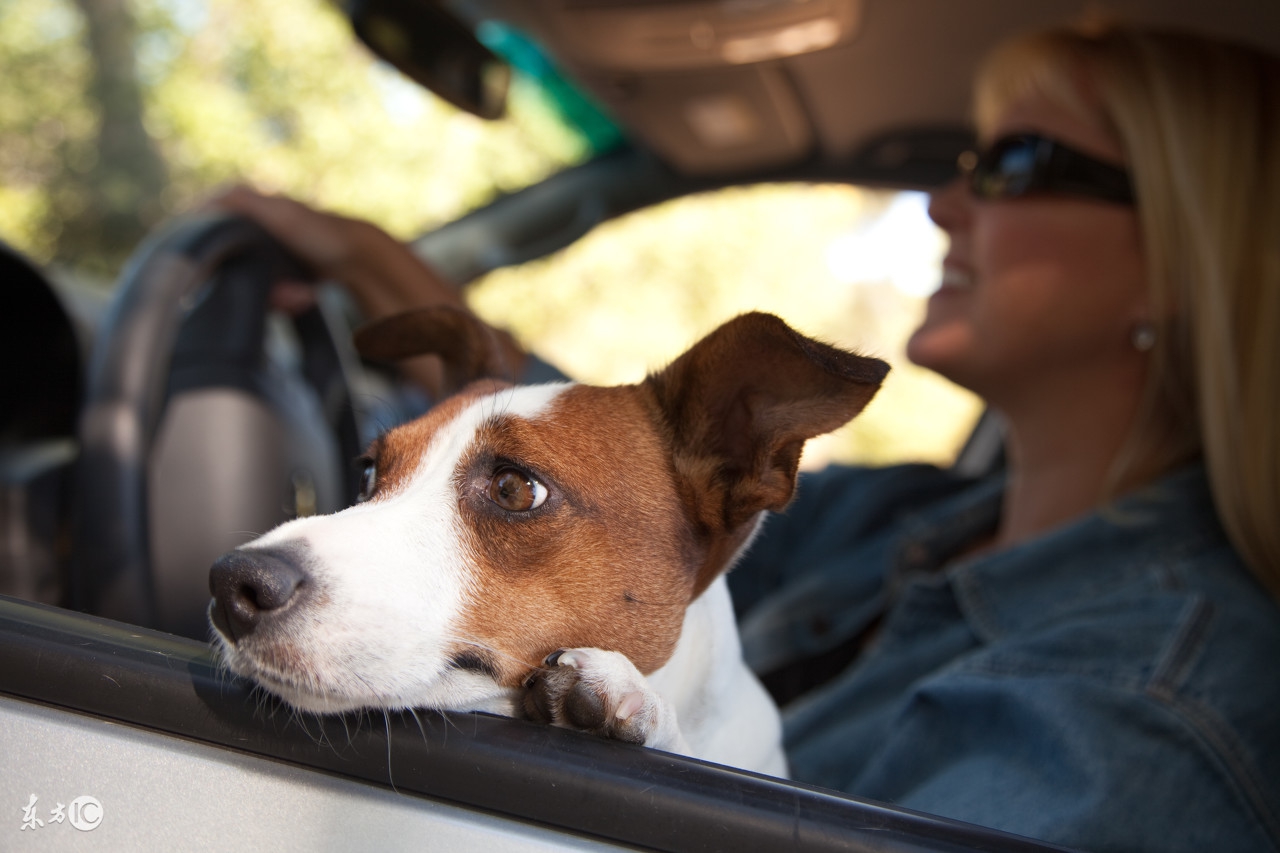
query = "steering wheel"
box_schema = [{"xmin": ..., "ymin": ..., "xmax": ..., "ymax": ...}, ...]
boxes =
[{"xmin": 69, "ymin": 213, "xmax": 364, "ymax": 638}]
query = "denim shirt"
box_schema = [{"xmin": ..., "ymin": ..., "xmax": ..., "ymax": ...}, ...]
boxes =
[{"xmin": 730, "ymin": 463, "xmax": 1280, "ymax": 852}]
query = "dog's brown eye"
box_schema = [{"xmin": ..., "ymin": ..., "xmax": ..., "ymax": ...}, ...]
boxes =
[
  {"xmin": 356, "ymin": 457, "xmax": 376, "ymax": 502},
  {"xmin": 487, "ymin": 468, "xmax": 548, "ymax": 512}
]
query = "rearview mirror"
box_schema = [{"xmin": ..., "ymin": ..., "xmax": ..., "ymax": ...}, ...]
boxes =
[{"xmin": 342, "ymin": 0, "xmax": 510, "ymax": 119}]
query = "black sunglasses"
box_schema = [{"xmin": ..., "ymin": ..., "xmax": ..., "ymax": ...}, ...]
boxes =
[{"xmin": 959, "ymin": 133, "xmax": 1136, "ymax": 205}]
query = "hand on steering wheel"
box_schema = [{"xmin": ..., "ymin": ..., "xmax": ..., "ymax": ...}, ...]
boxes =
[{"xmin": 206, "ymin": 186, "xmax": 524, "ymax": 397}]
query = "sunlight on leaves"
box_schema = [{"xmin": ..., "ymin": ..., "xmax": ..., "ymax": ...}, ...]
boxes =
[{"xmin": 468, "ymin": 185, "xmax": 981, "ymax": 466}]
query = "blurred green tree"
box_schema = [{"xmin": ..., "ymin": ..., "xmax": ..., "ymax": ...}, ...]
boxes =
[
  {"xmin": 0, "ymin": 0, "xmax": 585, "ymax": 278},
  {"xmin": 0, "ymin": 0, "xmax": 94, "ymax": 261},
  {"xmin": 65, "ymin": 0, "xmax": 168, "ymax": 273}
]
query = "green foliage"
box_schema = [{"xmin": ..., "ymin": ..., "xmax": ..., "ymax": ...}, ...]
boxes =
[
  {"xmin": 143, "ymin": 0, "xmax": 587, "ymax": 237},
  {"xmin": 0, "ymin": 0, "xmax": 93, "ymax": 260},
  {"xmin": 0, "ymin": 0, "xmax": 585, "ymax": 276}
]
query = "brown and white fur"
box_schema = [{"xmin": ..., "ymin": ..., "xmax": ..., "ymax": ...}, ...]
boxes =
[{"xmin": 208, "ymin": 310, "xmax": 887, "ymax": 776}]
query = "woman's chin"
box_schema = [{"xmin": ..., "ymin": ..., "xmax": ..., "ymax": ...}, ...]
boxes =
[{"xmin": 906, "ymin": 321, "xmax": 969, "ymax": 374}]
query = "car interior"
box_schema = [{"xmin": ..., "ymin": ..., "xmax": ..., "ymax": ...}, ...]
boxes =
[{"xmin": 2, "ymin": 0, "xmax": 1277, "ymax": 850}]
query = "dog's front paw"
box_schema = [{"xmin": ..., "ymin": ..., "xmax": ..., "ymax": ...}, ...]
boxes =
[{"xmin": 522, "ymin": 648, "xmax": 688, "ymax": 754}]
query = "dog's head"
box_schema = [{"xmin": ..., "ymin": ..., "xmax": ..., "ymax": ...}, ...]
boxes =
[{"xmin": 209, "ymin": 309, "xmax": 887, "ymax": 715}]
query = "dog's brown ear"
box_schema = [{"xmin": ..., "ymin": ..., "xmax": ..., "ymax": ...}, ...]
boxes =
[
  {"xmin": 645, "ymin": 311, "xmax": 887, "ymax": 542},
  {"xmin": 354, "ymin": 306, "xmax": 519, "ymax": 397}
]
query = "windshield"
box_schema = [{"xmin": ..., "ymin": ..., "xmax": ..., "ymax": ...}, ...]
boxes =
[
  {"xmin": 0, "ymin": 0, "xmax": 595, "ymax": 283},
  {"xmin": 1, "ymin": 0, "xmax": 980, "ymax": 465},
  {"xmin": 469, "ymin": 186, "xmax": 982, "ymax": 467}
]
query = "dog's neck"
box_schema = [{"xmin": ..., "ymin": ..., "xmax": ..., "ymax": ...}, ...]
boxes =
[
  {"xmin": 649, "ymin": 576, "xmax": 742, "ymax": 712},
  {"xmin": 649, "ymin": 575, "xmax": 786, "ymax": 774}
]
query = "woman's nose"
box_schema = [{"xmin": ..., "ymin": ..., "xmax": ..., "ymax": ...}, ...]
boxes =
[{"xmin": 927, "ymin": 177, "xmax": 972, "ymax": 233}]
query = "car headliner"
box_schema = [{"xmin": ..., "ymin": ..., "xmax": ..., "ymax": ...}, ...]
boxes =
[{"xmin": 457, "ymin": 0, "xmax": 1280, "ymax": 181}]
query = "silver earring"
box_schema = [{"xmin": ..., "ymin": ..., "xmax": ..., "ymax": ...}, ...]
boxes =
[{"xmin": 1131, "ymin": 320, "xmax": 1157, "ymax": 352}]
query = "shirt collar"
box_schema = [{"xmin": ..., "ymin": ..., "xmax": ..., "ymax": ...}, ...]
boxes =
[
  {"xmin": 891, "ymin": 464, "xmax": 1230, "ymax": 642},
  {"xmin": 886, "ymin": 473, "xmax": 1003, "ymax": 596}
]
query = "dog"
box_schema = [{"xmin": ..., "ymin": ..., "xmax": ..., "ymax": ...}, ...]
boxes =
[{"xmin": 208, "ymin": 309, "xmax": 887, "ymax": 776}]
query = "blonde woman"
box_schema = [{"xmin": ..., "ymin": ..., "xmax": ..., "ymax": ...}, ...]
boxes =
[
  {"xmin": 732, "ymin": 25, "xmax": 1280, "ymax": 851},
  {"xmin": 220, "ymin": 23, "xmax": 1279, "ymax": 852}
]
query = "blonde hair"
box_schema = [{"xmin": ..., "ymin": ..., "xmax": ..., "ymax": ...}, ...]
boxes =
[{"xmin": 974, "ymin": 26, "xmax": 1280, "ymax": 597}]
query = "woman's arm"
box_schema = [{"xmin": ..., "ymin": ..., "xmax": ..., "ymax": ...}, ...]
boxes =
[{"xmin": 210, "ymin": 186, "xmax": 525, "ymax": 397}]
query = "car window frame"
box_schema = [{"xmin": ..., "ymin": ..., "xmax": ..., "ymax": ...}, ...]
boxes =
[{"xmin": 0, "ymin": 593, "xmax": 1068, "ymax": 852}]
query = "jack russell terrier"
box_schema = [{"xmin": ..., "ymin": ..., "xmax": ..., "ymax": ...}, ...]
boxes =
[{"xmin": 208, "ymin": 310, "xmax": 887, "ymax": 776}]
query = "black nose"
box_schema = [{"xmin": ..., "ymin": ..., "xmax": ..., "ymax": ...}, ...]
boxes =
[{"xmin": 209, "ymin": 547, "xmax": 308, "ymax": 642}]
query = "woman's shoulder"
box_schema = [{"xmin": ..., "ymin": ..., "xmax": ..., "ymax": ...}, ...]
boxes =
[
  {"xmin": 945, "ymin": 507, "xmax": 1280, "ymax": 849},
  {"xmin": 949, "ymin": 468, "xmax": 1280, "ymax": 697}
]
